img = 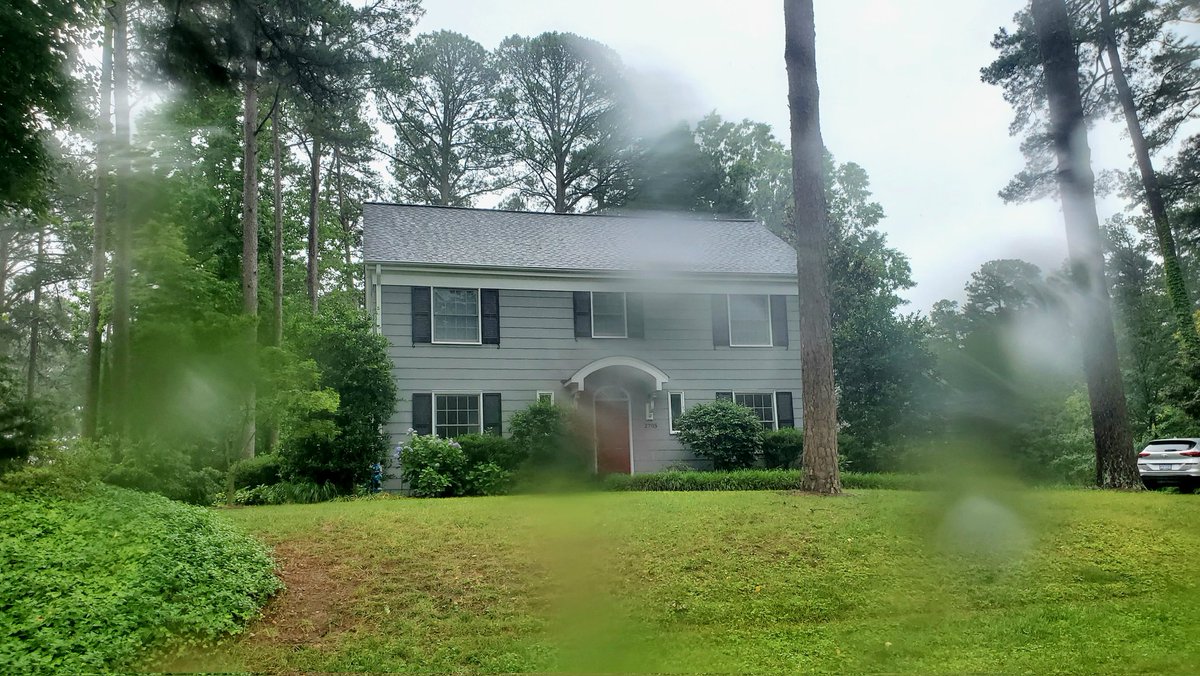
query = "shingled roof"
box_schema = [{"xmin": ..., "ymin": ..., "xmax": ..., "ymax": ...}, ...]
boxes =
[{"xmin": 362, "ymin": 203, "xmax": 796, "ymax": 275}]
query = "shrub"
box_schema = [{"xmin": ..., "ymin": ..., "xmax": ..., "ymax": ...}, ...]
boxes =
[
  {"xmin": 400, "ymin": 433, "xmax": 468, "ymax": 497},
  {"xmin": 282, "ymin": 305, "xmax": 396, "ymax": 491},
  {"xmin": 0, "ymin": 483, "xmax": 279, "ymax": 673},
  {"xmin": 102, "ymin": 439, "xmax": 224, "ymax": 506},
  {"xmin": 762, "ymin": 427, "xmax": 804, "ymax": 469},
  {"xmin": 603, "ymin": 469, "xmax": 931, "ymax": 492},
  {"xmin": 0, "ymin": 356, "xmax": 51, "ymax": 473},
  {"xmin": 229, "ymin": 454, "xmax": 284, "ymax": 489},
  {"xmin": 457, "ymin": 433, "xmax": 527, "ymax": 471},
  {"xmin": 674, "ymin": 400, "xmax": 764, "ymax": 470},
  {"xmin": 231, "ymin": 480, "xmax": 341, "ymax": 506}
]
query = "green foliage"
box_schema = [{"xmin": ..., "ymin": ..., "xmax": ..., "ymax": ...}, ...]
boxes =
[
  {"xmin": 399, "ymin": 433, "xmax": 467, "ymax": 498},
  {"xmin": 674, "ymin": 400, "xmax": 763, "ymax": 470},
  {"xmin": 0, "ymin": 483, "xmax": 279, "ymax": 673},
  {"xmin": 231, "ymin": 480, "xmax": 341, "ymax": 506},
  {"xmin": 761, "ymin": 427, "xmax": 804, "ymax": 469},
  {"xmin": 230, "ymin": 454, "xmax": 284, "ymax": 490},
  {"xmin": 102, "ymin": 438, "xmax": 225, "ymax": 506},
  {"xmin": 456, "ymin": 433, "xmax": 525, "ymax": 495},
  {"xmin": 0, "ymin": 357, "xmax": 50, "ymax": 471},
  {"xmin": 509, "ymin": 400, "xmax": 591, "ymax": 474},
  {"xmin": 602, "ymin": 469, "xmax": 928, "ymax": 492},
  {"xmin": 282, "ymin": 305, "xmax": 396, "ymax": 491}
]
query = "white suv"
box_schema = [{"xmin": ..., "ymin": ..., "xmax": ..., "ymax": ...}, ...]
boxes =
[{"xmin": 1138, "ymin": 438, "xmax": 1200, "ymax": 493}]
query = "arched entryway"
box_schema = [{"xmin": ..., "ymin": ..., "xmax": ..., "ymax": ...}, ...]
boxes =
[{"xmin": 593, "ymin": 386, "xmax": 632, "ymax": 474}]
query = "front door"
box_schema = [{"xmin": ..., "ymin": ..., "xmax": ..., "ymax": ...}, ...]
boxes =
[{"xmin": 594, "ymin": 396, "xmax": 632, "ymax": 474}]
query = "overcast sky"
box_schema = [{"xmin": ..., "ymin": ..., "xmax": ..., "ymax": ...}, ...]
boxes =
[{"xmin": 415, "ymin": 0, "xmax": 1146, "ymax": 311}]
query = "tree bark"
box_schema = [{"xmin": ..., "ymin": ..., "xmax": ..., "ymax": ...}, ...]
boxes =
[
  {"xmin": 784, "ymin": 0, "xmax": 841, "ymax": 495},
  {"xmin": 110, "ymin": 0, "xmax": 131, "ymax": 439},
  {"xmin": 308, "ymin": 136, "xmax": 322, "ymax": 313},
  {"xmin": 269, "ymin": 98, "xmax": 283, "ymax": 454},
  {"xmin": 1032, "ymin": 0, "xmax": 1140, "ymax": 489},
  {"xmin": 240, "ymin": 40, "xmax": 259, "ymax": 461},
  {"xmin": 1099, "ymin": 0, "xmax": 1197, "ymax": 354},
  {"xmin": 26, "ymin": 226, "xmax": 44, "ymax": 401},
  {"xmin": 335, "ymin": 145, "xmax": 353, "ymax": 293},
  {"xmin": 84, "ymin": 10, "xmax": 113, "ymax": 438}
]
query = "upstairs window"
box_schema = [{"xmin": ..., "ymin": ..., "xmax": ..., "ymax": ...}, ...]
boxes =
[
  {"xmin": 591, "ymin": 292, "xmax": 627, "ymax": 338},
  {"xmin": 432, "ymin": 287, "xmax": 480, "ymax": 344},
  {"xmin": 728, "ymin": 294, "xmax": 772, "ymax": 346}
]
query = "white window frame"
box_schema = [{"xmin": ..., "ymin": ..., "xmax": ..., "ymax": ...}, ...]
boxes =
[
  {"xmin": 668, "ymin": 391, "xmax": 685, "ymax": 435},
  {"xmin": 590, "ymin": 291, "xmax": 628, "ymax": 339},
  {"xmin": 727, "ymin": 294, "xmax": 773, "ymax": 347},
  {"xmin": 730, "ymin": 391, "xmax": 778, "ymax": 430},
  {"xmin": 433, "ymin": 391, "xmax": 483, "ymax": 437},
  {"xmin": 431, "ymin": 287, "xmax": 482, "ymax": 345},
  {"xmin": 536, "ymin": 391, "xmax": 555, "ymax": 405}
]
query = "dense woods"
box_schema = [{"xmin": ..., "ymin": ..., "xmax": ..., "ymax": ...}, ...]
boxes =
[{"xmin": 2, "ymin": 0, "xmax": 1200, "ymax": 499}]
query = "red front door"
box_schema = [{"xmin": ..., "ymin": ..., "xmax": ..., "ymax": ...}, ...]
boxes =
[{"xmin": 595, "ymin": 399, "xmax": 631, "ymax": 474}]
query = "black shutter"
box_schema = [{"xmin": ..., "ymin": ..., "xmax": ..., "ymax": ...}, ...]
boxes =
[
  {"xmin": 412, "ymin": 287, "xmax": 432, "ymax": 344},
  {"xmin": 481, "ymin": 289, "xmax": 500, "ymax": 345},
  {"xmin": 716, "ymin": 391, "xmax": 733, "ymax": 401},
  {"xmin": 626, "ymin": 293, "xmax": 644, "ymax": 338},
  {"xmin": 770, "ymin": 295, "xmax": 789, "ymax": 347},
  {"xmin": 412, "ymin": 393, "xmax": 433, "ymax": 435},
  {"xmin": 482, "ymin": 393, "xmax": 502, "ymax": 435},
  {"xmin": 711, "ymin": 295, "xmax": 730, "ymax": 347},
  {"xmin": 573, "ymin": 291, "xmax": 592, "ymax": 337},
  {"xmin": 776, "ymin": 392, "xmax": 795, "ymax": 428}
]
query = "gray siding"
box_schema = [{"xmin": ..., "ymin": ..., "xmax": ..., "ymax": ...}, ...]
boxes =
[{"xmin": 381, "ymin": 284, "xmax": 802, "ymax": 487}]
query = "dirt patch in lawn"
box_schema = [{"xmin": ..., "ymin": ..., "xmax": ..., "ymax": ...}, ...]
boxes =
[{"xmin": 249, "ymin": 540, "xmax": 367, "ymax": 646}]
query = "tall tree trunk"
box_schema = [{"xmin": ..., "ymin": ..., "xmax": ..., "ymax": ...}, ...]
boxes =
[
  {"xmin": 308, "ymin": 136, "xmax": 322, "ymax": 313},
  {"xmin": 784, "ymin": 0, "xmax": 841, "ymax": 495},
  {"xmin": 335, "ymin": 145, "xmax": 353, "ymax": 293},
  {"xmin": 1032, "ymin": 0, "xmax": 1140, "ymax": 489},
  {"xmin": 0, "ymin": 228, "xmax": 10, "ymax": 314},
  {"xmin": 84, "ymin": 11, "xmax": 113, "ymax": 438},
  {"xmin": 240, "ymin": 43, "xmax": 259, "ymax": 461},
  {"xmin": 268, "ymin": 101, "xmax": 283, "ymax": 454},
  {"xmin": 110, "ymin": 0, "xmax": 131, "ymax": 439},
  {"xmin": 26, "ymin": 226, "xmax": 44, "ymax": 401},
  {"xmin": 1099, "ymin": 0, "xmax": 1197, "ymax": 354}
]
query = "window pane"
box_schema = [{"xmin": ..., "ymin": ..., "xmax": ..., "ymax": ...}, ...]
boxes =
[
  {"xmin": 537, "ymin": 392, "xmax": 554, "ymax": 404},
  {"xmin": 734, "ymin": 392, "xmax": 775, "ymax": 430},
  {"xmin": 436, "ymin": 394, "xmax": 480, "ymax": 438},
  {"xmin": 433, "ymin": 288, "xmax": 480, "ymax": 342},
  {"xmin": 592, "ymin": 292, "xmax": 626, "ymax": 337},
  {"xmin": 669, "ymin": 392, "xmax": 683, "ymax": 433},
  {"xmin": 729, "ymin": 294, "xmax": 771, "ymax": 346}
]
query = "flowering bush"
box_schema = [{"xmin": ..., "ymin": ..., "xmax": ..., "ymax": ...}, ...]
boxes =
[{"xmin": 399, "ymin": 433, "xmax": 468, "ymax": 497}]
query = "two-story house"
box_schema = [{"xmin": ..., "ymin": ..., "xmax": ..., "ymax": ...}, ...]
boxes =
[{"xmin": 363, "ymin": 203, "xmax": 802, "ymax": 486}]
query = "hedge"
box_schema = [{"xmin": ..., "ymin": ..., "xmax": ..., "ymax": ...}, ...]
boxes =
[{"xmin": 602, "ymin": 469, "xmax": 931, "ymax": 492}]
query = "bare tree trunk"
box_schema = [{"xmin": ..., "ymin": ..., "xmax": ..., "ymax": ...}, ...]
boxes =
[
  {"xmin": 110, "ymin": 0, "xmax": 131, "ymax": 439},
  {"xmin": 0, "ymin": 228, "xmax": 10, "ymax": 314},
  {"xmin": 335, "ymin": 145, "xmax": 353, "ymax": 294},
  {"xmin": 240, "ymin": 43, "xmax": 259, "ymax": 461},
  {"xmin": 26, "ymin": 226, "xmax": 44, "ymax": 401},
  {"xmin": 269, "ymin": 101, "xmax": 283, "ymax": 453},
  {"xmin": 784, "ymin": 0, "xmax": 841, "ymax": 495},
  {"xmin": 308, "ymin": 136, "xmax": 321, "ymax": 313},
  {"xmin": 1032, "ymin": 0, "xmax": 1140, "ymax": 489},
  {"xmin": 1099, "ymin": 0, "xmax": 1197, "ymax": 354},
  {"xmin": 84, "ymin": 11, "xmax": 113, "ymax": 438}
]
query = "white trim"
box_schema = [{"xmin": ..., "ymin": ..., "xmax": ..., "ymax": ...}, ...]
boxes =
[
  {"xmin": 373, "ymin": 264, "xmax": 383, "ymax": 334},
  {"xmin": 430, "ymin": 286, "xmax": 483, "ymax": 345},
  {"xmin": 668, "ymin": 391, "xmax": 685, "ymax": 435},
  {"xmin": 589, "ymin": 291, "xmax": 628, "ymax": 338},
  {"xmin": 566, "ymin": 356, "xmax": 669, "ymax": 392},
  {"xmin": 727, "ymin": 294, "xmax": 774, "ymax": 347},
  {"xmin": 730, "ymin": 390, "xmax": 778, "ymax": 430},
  {"xmin": 536, "ymin": 391, "xmax": 554, "ymax": 405},
  {"xmin": 371, "ymin": 263, "xmax": 798, "ymax": 295},
  {"xmin": 593, "ymin": 386, "xmax": 635, "ymax": 474},
  {"xmin": 432, "ymin": 391, "xmax": 484, "ymax": 437}
]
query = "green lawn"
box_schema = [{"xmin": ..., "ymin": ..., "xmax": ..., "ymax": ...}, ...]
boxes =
[{"xmin": 164, "ymin": 489, "xmax": 1200, "ymax": 673}]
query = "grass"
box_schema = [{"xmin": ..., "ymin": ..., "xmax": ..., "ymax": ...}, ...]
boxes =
[
  {"xmin": 165, "ymin": 487, "xmax": 1200, "ymax": 673},
  {"xmin": 603, "ymin": 468, "xmax": 931, "ymax": 491},
  {"xmin": 0, "ymin": 484, "xmax": 279, "ymax": 674}
]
